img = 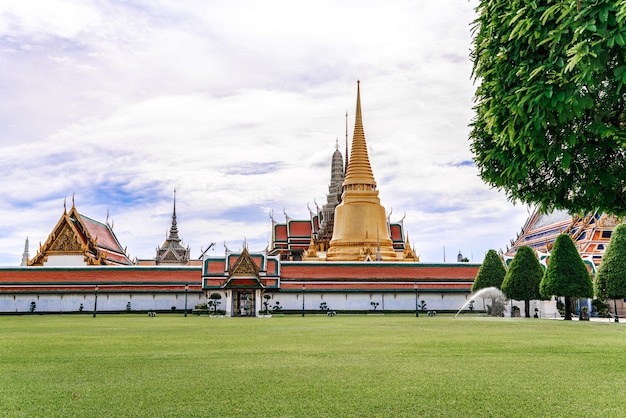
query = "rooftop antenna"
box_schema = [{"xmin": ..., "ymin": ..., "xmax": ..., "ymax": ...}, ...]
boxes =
[
  {"xmin": 345, "ymin": 110, "xmax": 349, "ymax": 174},
  {"xmin": 198, "ymin": 242, "xmax": 215, "ymax": 259}
]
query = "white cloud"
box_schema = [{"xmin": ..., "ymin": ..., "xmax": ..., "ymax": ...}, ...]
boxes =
[{"xmin": 0, "ymin": 0, "xmax": 531, "ymax": 266}]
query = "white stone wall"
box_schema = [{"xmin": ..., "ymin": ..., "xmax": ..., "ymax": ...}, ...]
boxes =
[
  {"xmin": 263, "ymin": 292, "xmax": 470, "ymax": 313},
  {"xmin": 0, "ymin": 292, "xmax": 205, "ymax": 313},
  {"xmin": 5, "ymin": 291, "xmax": 603, "ymax": 317},
  {"xmin": 1, "ymin": 291, "xmax": 475, "ymax": 314}
]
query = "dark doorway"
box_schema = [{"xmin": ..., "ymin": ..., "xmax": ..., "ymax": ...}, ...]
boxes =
[{"xmin": 234, "ymin": 291, "xmax": 255, "ymax": 316}]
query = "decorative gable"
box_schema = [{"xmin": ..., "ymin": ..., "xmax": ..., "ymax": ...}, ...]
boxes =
[
  {"xmin": 49, "ymin": 223, "xmax": 83, "ymax": 252},
  {"xmin": 222, "ymin": 248, "xmax": 265, "ymax": 289},
  {"xmin": 229, "ymin": 248, "xmax": 260, "ymax": 276}
]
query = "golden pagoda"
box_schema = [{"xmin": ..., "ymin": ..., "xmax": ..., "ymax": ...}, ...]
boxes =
[{"xmin": 326, "ymin": 81, "xmax": 399, "ymax": 261}]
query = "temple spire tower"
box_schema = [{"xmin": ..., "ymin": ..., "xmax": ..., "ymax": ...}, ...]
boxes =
[
  {"xmin": 155, "ymin": 189, "xmax": 190, "ymax": 265},
  {"xmin": 168, "ymin": 189, "xmax": 181, "ymax": 242},
  {"xmin": 326, "ymin": 81, "xmax": 398, "ymax": 261},
  {"xmin": 314, "ymin": 139, "xmax": 345, "ymax": 249}
]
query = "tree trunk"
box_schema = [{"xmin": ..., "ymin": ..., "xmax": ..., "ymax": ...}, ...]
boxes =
[
  {"xmin": 524, "ymin": 300, "xmax": 530, "ymax": 318},
  {"xmin": 564, "ymin": 296, "xmax": 572, "ymax": 320}
]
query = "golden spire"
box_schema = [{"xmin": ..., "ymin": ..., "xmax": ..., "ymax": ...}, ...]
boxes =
[
  {"xmin": 326, "ymin": 81, "xmax": 398, "ymax": 261},
  {"xmin": 343, "ymin": 80, "xmax": 376, "ymax": 191}
]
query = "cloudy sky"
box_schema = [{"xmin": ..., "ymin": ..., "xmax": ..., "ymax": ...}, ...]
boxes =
[{"xmin": 0, "ymin": 0, "xmax": 531, "ymax": 265}]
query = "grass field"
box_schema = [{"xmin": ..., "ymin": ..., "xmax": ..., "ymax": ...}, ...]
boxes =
[{"xmin": 1, "ymin": 314, "xmax": 625, "ymax": 417}]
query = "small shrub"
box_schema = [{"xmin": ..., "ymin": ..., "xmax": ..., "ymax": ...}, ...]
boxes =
[
  {"xmin": 29, "ymin": 301, "xmax": 36, "ymax": 313},
  {"xmin": 208, "ymin": 293, "xmax": 222, "ymax": 313},
  {"xmin": 263, "ymin": 294, "xmax": 272, "ymax": 314},
  {"xmin": 126, "ymin": 302, "xmax": 132, "ymax": 312},
  {"xmin": 592, "ymin": 299, "xmax": 609, "ymax": 317}
]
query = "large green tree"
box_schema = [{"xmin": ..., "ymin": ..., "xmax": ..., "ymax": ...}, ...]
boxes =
[
  {"xmin": 470, "ymin": 0, "xmax": 626, "ymax": 215},
  {"xmin": 594, "ymin": 222, "xmax": 626, "ymax": 321},
  {"xmin": 501, "ymin": 246, "xmax": 544, "ymax": 317},
  {"xmin": 540, "ymin": 234, "xmax": 593, "ymax": 319},
  {"xmin": 472, "ymin": 249, "xmax": 506, "ymax": 292}
]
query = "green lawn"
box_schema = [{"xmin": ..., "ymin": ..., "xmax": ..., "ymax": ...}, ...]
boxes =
[{"xmin": 1, "ymin": 314, "xmax": 624, "ymax": 417}]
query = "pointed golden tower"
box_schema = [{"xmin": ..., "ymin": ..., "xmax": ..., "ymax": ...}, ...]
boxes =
[{"xmin": 326, "ymin": 81, "xmax": 398, "ymax": 261}]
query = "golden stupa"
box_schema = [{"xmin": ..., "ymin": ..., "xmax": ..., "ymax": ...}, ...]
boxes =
[{"xmin": 326, "ymin": 81, "xmax": 399, "ymax": 261}]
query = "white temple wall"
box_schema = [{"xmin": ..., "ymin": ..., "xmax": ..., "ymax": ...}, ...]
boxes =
[
  {"xmin": 262, "ymin": 291, "xmax": 470, "ymax": 313},
  {"xmin": 1, "ymin": 291, "xmax": 474, "ymax": 313},
  {"xmin": 0, "ymin": 292, "xmax": 204, "ymax": 313}
]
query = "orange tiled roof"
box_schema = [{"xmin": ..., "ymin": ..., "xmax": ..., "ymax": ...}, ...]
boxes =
[
  {"xmin": 288, "ymin": 220, "xmax": 312, "ymax": 237},
  {"xmin": 280, "ymin": 262, "xmax": 479, "ymax": 280},
  {"xmin": 0, "ymin": 267, "xmax": 201, "ymax": 292}
]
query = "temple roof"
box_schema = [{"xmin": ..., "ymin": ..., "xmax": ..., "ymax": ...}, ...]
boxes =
[
  {"xmin": 29, "ymin": 202, "xmax": 132, "ymax": 266},
  {"xmin": 505, "ymin": 207, "xmax": 623, "ymax": 270}
]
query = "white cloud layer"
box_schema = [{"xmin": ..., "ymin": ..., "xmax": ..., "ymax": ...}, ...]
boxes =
[{"xmin": 0, "ymin": 0, "xmax": 530, "ymax": 265}]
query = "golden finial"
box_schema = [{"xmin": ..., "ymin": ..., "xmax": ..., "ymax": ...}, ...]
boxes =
[{"xmin": 343, "ymin": 80, "xmax": 377, "ymax": 190}]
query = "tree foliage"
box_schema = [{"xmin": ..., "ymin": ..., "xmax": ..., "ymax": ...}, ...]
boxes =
[
  {"xmin": 540, "ymin": 234, "xmax": 593, "ymax": 319},
  {"xmin": 208, "ymin": 292, "xmax": 222, "ymax": 313},
  {"xmin": 501, "ymin": 246, "xmax": 544, "ymax": 317},
  {"xmin": 472, "ymin": 249, "xmax": 506, "ymax": 293},
  {"xmin": 595, "ymin": 223, "xmax": 626, "ymax": 299},
  {"xmin": 470, "ymin": 0, "xmax": 626, "ymax": 215}
]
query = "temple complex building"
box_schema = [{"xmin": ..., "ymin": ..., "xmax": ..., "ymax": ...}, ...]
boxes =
[
  {"xmin": 3, "ymin": 82, "xmax": 625, "ymax": 317},
  {"xmin": 1, "ymin": 82, "xmax": 472, "ymax": 315}
]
